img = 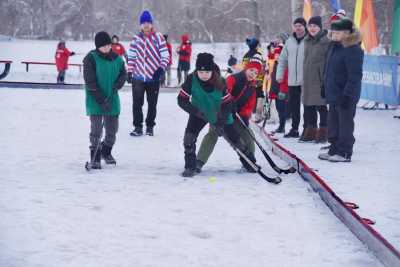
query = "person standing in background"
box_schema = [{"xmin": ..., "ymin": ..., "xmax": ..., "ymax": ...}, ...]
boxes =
[
  {"xmin": 301, "ymin": 16, "xmax": 330, "ymax": 143},
  {"xmin": 55, "ymin": 41, "xmax": 75, "ymax": 83},
  {"xmin": 319, "ymin": 18, "xmax": 364, "ymax": 162},
  {"xmin": 127, "ymin": 10, "xmax": 170, "ymax": 137},
  {"xmin": 161, "ymin": 34, "xmax": 173, "ymax": 87},
  {"xmin": 111, "ymin": 35, "xmax": 128, "ymax": 62},
  {"xmin": 177, "ymin": 34, "xmax": 192, "ymax": 85},
  {"xmin": 276, "ymin": 17, "xmax": 307, "ymax": 139}
]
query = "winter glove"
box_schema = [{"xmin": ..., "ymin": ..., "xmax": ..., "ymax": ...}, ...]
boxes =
[
  {"xmin": 127, "ymin": 72, "xmax": 132, "ymax": 84},
  {"xmin": 152, "ymin": 67, "xmax": 164, "ymax": 82},
  {"xmin": 340, "ymin": 95, "xmax": 352, "ymax": 109},
  {"xmin": 70, "ymin": 52, "xmax": 76, "ymax": 56},
  {"xmin": 278, "ymin": 92, "xmax": 286, "ymax": 100},
  {"xmin": 100, "ymin": 98, "xmax": 112, "ymax": 113}
]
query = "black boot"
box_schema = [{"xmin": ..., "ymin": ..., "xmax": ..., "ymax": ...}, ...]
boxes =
[
  {"xmin": 101, "ymin": 142, "xmax": 116, "ymax": 165},
  {"xmin": 181, "ymin": 168, "xmax": 196, "ymax": 177},
  {"xmin": 284, "ymin": 128, "xmax": 299, "ymax": 138},
  {"xmin": 274, "ymin": 124, "xmax": 285, "ymax": 134},
  {"xmin": 90, "ymin": 146, "xmax": 102, "ymax": 169},
  {"xmin": 130, "ymin": 126, "xmax": 143, "ymax": 136},
  {"xmin": 195, "ymin": 160, "xmax": 204, "ymax": 173},
  {"xmin": 146, "ymin": 127, "xmax": 154, "ymax": 136}
]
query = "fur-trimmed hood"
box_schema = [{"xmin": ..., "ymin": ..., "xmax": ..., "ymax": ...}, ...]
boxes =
[{"xmin": 328, "ymin": 29, "xmax": 362, "ymax": 48}]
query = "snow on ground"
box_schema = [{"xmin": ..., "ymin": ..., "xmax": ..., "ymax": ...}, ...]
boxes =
[
  {"xmin": 263, "ymin": 107, "xmax": 400, "ymax": 250},
  {"xmin": 0, "ymin": 39, "xmax": 248, "ymax": 85},
  {"xmin": 0, "ymin": 89, "xmax": 384, "ymax": 267}
]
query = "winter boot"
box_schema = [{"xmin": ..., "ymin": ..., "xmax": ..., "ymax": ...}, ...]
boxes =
[
  {"xmin": 90, "ymin": 146, "xmax": 102, "ymax": 169},
  {"xmin": 181, "ymin": 168, "xmax": 196, "ymax": 177},
  {"xmin": 274, "ymin": 124, "xmax": 285, "ymax": 134},
  {"xmin": 146, "ymin": 127, "xmax": 154, "ymax": 136},
  {"xmin": 195, "ymin": 160, "xmax": 204, "ymax": 173},
  {"xmin": 314, "ymin": 127, "xmax": 328, "ymax": 143},
  {"xmin": 101, "ymin": 142, "xmax": 116, "ymax": 165},
  {"xmin": 328, "ymin": 154, "xmax": 351, "ymax": 163},
  {"xmin": 130, "ymin": 126, "xmax": 143, "ymax": 137},
  {"xmin": 284, "ymin": 128, "xmax": 299, "ymax": 138},
  {"xmin": 299, "ymin": 127, "xmax": 317, "ymax": 143}
]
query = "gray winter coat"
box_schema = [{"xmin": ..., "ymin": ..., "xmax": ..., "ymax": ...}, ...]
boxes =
[
  {"xmin": 302, "ymin": 30, "xmax": 330, "ymax": 106},
  {"xmin": 276, "ymin": 33, "xmax": 306, "ymax": 86}
]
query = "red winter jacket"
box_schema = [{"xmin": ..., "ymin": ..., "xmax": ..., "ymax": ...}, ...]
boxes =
[
  {"xmin": 55, "ymin": 46, "xmax": 72, "ymax": 71},
  {"xmin": 177, "ymin": 34, "xmax": 191, "ymax": 62},
  {"xmin": 226, "ymin": 72, "xmax": 257, "ymax": 120},
  {"xmin": 112, "ymin": 43, "xmax": 126, "ymax": 57},
  {"xmin": 166, "ymin": 42, "xmax": 172, "ymax": 66}
]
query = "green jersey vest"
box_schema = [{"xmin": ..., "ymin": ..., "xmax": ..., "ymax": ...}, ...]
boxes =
[
  {"xmin": 85, "ymin": 51, "xmax": 123, "ymax": 116},
  {"xmin": 191, "ymin": 75, "xmax": 233, "ymax": 125}
]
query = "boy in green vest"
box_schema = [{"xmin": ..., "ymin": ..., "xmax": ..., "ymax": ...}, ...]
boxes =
[
  {"xmin": 83, "ymin": 31, "xmax": 127, "ymax": 169},
  {"xmin": 177, "ymin": 53, "xmax": 256, "ymax": 177}
]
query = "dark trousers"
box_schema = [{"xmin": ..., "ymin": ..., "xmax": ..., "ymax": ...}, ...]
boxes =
[
  {"xmin": 90, "ymin": 115, "xmax": 119, "ymax": 148},
  {"xmin": 57, "ymin": 70, "xmax": 65, "ymax": 83},
  {"xmin": 275, "ymin": 99, "xmax": 287, "ymax": 128},
  {"xmin": 328, "ymin": 103, "xmax": 356, "ymax": 157},
  {"xmin": 177, "ymin": 60, "xmax": 190, "ymax": 84},
  {"xmin": 183, "ymin": 115, "xmax": 241, "ymax": 169},
  {"xmin": 288, "ymin": 86, "xmax": 303, "ymax": 131},
  {"xmin": 304, "ymin": 105, "xmax": 328, "ymax": 128},
  {"xmin": 132, "ymin": 80, "xmax": 160, "ymax": 128}
]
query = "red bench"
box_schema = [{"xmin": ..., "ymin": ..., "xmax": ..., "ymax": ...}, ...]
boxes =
[{"xmin": 21, "ymin": 61, "xmax": 82, "ymax": 73}]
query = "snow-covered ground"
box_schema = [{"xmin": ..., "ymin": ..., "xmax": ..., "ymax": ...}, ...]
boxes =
[
  {"xmin": 263, "ymin": 106, "xmax": 400, "ymax": 250},
  {"xmin": 0, "ymin": 88, "xmax": 386, "ymax": 267}
]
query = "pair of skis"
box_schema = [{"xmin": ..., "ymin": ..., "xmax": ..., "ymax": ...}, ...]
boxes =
[{"xmin": 222, "ymin": 113, "xmax": 296, "ymax": 184}]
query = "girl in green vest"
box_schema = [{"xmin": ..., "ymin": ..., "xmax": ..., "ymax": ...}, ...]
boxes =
[
  {"xmin": 83, "ymin": 31, "xmax": 127, "ymax": 169},
  {"xmin": 177, "ymin": 53, "xmax": 256, "ymax": 177}
]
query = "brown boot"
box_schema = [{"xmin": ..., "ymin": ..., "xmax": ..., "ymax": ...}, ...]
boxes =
[
  {"xmin": 299, "ymin": 127, "xmax": 317, "ymax": 143},
  {"xmin": 315, "ymin": 127, "xmax": 328, "ymax": 143}
]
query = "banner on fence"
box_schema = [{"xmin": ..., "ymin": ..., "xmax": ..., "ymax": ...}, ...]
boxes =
[{"xmin": 361, "ymin": 55, "xmax": 399, "ymax": 105}]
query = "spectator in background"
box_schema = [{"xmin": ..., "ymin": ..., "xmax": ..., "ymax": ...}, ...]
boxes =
[
  {"xmin": 319, "ymin": 18, "xmax": 364, "ymax": 162},
  {"xmin": 301, "ymin": 16, "xmax": 330, "ymax": 143},
  {"xmin": 276, "ymin": 17, "xmax": 307, "ymax": 138},
  {"xmin": 111, "ymin": 35, "xmax": 128, "ymax": 62},
  {"xmin": 177, "ymin": 34, "xmax": 192, "ymax": 85},
  {"xmin": 55, "ymin": 41, "xmax": 75, "ymax": 83},
  {"xmin": 161, "ymin": 34, "xmax": 172, "ymax": 87},
  {"xmin": 127, "ymin": 10, "xmax": 170, "ymax": 137}
]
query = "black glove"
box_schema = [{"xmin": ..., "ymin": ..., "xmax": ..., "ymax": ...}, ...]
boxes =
[
  {"xmin": 100, "ymin": 98, "xmax": 112, "ymax": 113},
  {"xmin": 340, "ymin": 95, "xmax": 352, "ymax": 109},
  {"xmin": 70, "ymin": 52, "xmax": 76, "ymax": 56},
  {"xmin": 152, "ymin": 67, "xmax": 164, "ymax": 81},
  {"xmin": 127, "ymin": 72, "xmax": 132, "ymax": 84}
]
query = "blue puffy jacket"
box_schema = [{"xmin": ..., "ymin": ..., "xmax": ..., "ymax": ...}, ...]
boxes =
[{"xmin": 323, "ymin": 30, "xmax": 364, "ymax": 104}]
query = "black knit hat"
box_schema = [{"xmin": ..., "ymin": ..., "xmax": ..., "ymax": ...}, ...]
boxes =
[
  {"xmin": 331, "ymin": 17, "xmax": 354, "ymax": 32},
  {"xmin": 308, "ymin": 16, "xmax": 322, "ymax": 29},
  {"xmin": 196, "ymin": 53, "xmax": 214, "ymax": 71},
  {"xmin": 293, "ymin": 17, "xmax": 307, "ymax": 27},
  {"xmin": 95, "ymin": 31, "xmax": 112, "ymax": 49}
]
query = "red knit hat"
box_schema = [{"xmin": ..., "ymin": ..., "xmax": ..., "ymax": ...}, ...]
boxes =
[{"xmin": 246, "ymin": 54, "xmax": 263, "ymax": 73}]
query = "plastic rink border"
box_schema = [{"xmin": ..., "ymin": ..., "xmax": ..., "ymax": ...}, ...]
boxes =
[{"xmin": 251, "ymin": 122, "xmax": 400, "ymax": 267}]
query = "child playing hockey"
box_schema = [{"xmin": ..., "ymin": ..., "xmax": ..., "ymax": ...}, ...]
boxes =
[
  {"xmin": 55, "ymin": 41, "xmax": 75, "ymax": 83},
  {"xmin": 177, "ymin": 53, "xmax": 256, "ymax": 177},
  {"xmin": 83, "ymin": 31, "xmax": 127, "ymax": 169}
]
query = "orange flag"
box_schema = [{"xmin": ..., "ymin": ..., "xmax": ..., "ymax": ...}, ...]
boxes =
[
  {"xmin": 303, "ymin": 0, "xmax": 313, "ymax": 21},
  {"xmin": 354, "ymin": 0, "xmax": 379, "ymax": 53}
]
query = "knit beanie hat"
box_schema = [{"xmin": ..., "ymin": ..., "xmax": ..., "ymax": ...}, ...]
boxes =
[
  {"xmin": 246, "ymin": 37, "xmax": 260, "ymax": 50},
  {"xmin": 140, "ymin": 10, "xmax": 153, "ymax": 25},
  {"xmin": 331, "ymin": 17, "xmax": 354, "ymax": 32},
  {"xmin": 308, "ymin": 16, "xmax": 322, "ymax": 29},
  {"xmin": 196, "ymin": 53, "xmax": 215, "ymax": 71},
  {"xmin": 95, "ymin": 31, "xmax": 112, "ymax": 49},
  {"xmin": 245, "ymin": 53, "xmax": 263, "ymax": 73},
  {"xmin": 293, "ymin": 17, "xmax": 307, "ymax": 28}
]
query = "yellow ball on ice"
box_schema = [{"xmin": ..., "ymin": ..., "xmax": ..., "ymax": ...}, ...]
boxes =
[{"xmin": 208, "ymin": 176, "xmax": 217, "ymax": 183}]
